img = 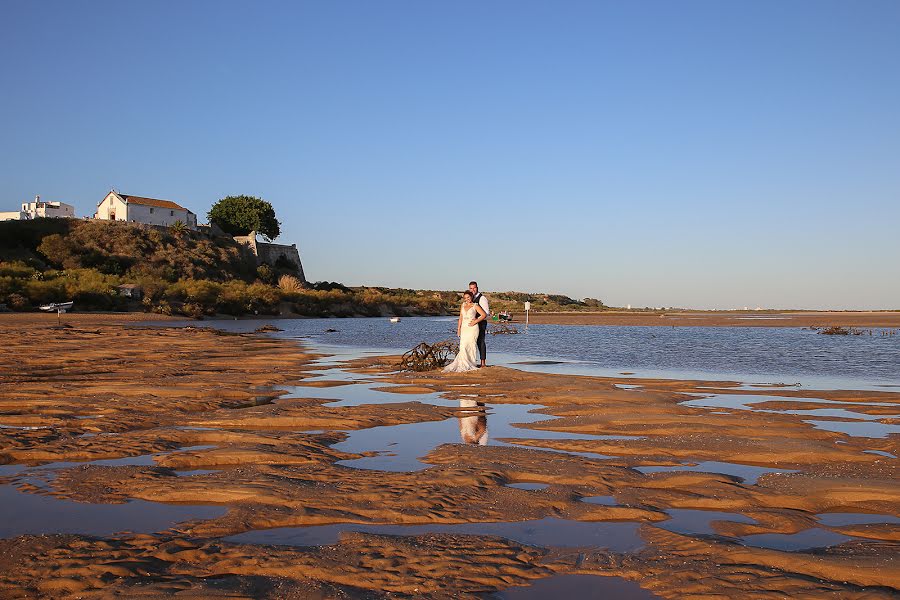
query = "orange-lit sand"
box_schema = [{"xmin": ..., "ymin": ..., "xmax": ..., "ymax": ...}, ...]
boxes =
[{"xmin": 0, "ymin": 315, "xmax": 897, "ymax": 598}]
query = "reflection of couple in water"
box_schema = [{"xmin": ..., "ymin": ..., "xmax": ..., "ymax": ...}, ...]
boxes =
[{"xmin": 458, "ymin": 398, "xmax": 488, "ymax": 445}]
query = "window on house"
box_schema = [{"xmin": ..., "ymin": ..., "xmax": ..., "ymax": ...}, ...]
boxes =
[
  {"xmin": 150, "ymin": 208, "xmax": 154, "ymax": 213},
  {"xmin": 170, "ymin": 210, "xmax": 174, "ymax": 216}
]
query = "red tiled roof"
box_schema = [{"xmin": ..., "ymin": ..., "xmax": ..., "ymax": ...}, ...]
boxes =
[{"xmin": 121, "ymin": 194, "xmax": 192, "ymax": 212}]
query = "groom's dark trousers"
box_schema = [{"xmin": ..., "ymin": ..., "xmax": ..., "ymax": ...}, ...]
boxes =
[{"xmin": 476, "ymin": 320, "xmax": 487, "ymax": 363}]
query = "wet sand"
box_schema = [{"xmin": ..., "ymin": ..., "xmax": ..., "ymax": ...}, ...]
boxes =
[
  {"xmin": 0, "ymin": 314, "xmax": 897, "ymax": 598},
  {"xmin": 518, "ymin": 310, "xmax": 900, "ymax": 328}
]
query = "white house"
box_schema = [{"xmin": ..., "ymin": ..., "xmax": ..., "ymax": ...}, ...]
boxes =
[
  {"xmin": 22, "ymin": 196, "xmax": 76, "ymax": 219},
  {"xmin": 95, "ymin": 191, "xmax": 197, "ymax": 229},
  {"xmin": 2, "ymin": 195, "xmax": 75, "ymax": 221},
  {"xmin": 0, "ymin": 210, "xmax": 27, "ymax": 221}
]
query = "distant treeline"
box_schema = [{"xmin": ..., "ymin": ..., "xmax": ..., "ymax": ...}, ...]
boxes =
[{"xmin": 0, "ymin": 218, "xmax": 609, "ymax": 318}]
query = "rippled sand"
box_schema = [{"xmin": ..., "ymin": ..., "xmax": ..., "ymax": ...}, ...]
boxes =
[{"xmin": 0, "ymin": 314, "xmax": 897, "ymax": 599}]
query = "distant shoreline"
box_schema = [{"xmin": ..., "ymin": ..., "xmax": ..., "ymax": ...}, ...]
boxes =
[
  {"xmin": 511, "ymin": 310, "xmax": 900, "ymax": 328},
  {"xmin": 3, "ymin": 309, "xmax": 899, "ymax": 330}
]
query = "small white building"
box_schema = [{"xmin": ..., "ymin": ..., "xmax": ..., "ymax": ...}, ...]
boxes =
[
  {"xmin": 22, "ymin": 196, "xmax": 76, "ymax": 219},
  {"xmin": 0, "ymin": 210, "xmax": 28, "ymax": 221},
  {"xmin": 2, "ymin": 195, "xmax": 75, "ymax": 221},
  {"xmin": 95, "ymin": 191, "xmax": 197, "ymax": 229}
]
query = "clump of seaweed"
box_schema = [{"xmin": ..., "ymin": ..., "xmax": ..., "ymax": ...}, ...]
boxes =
[
  {"xmin": 398, "ymin": 340, "xmax": 459, "ymax": 371},
  {"xmin": 817, "ymin": 326, "xmax": 866, "ymax": 335},
  {"xmin": 254, "ymin": 324, "xmax": 283, "ymax": 333},
  {"xmin": 489, "ymin": 323, "xmax": 519, "ymax": 335}
]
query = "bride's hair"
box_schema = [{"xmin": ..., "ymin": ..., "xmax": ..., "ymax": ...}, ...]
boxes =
[{"xmin": 462, "ymin": 290, "xmax": 474, "ymax": 300}]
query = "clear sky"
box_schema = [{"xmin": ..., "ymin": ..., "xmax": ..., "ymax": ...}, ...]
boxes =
[{"xmin": 2, "ymin": 1, "xmax": 898, "ymax": 310}]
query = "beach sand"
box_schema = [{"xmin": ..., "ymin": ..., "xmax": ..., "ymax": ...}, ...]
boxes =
[{"xmin": 0, "ymin": 314, "xmax": 897, "ymax": 598}]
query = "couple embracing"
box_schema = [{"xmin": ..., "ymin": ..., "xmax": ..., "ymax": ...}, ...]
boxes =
[{"xmin": 443, "ymin": 281, "xmax": 490, "ymax": 373}]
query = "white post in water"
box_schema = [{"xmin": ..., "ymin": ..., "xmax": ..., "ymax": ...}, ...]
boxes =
[{"xmin": 524, "ymin": 301, "xmax": 530, "ymax": 331}]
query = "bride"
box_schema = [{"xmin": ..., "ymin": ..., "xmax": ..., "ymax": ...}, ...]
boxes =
[{"xmin": 443, "ymin": 290, "xmax": 488, "ymax": 373}]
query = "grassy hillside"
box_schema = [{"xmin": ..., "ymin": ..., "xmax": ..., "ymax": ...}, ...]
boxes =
[
  {"xmin": 1, "ymin": 218, "xmax": 277, "ymax": 315},
  {"xmin": 0, "ymin": 219, "xmax": 606, "ymax": 317}
]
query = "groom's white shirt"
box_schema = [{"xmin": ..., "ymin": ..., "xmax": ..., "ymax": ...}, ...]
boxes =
[{"xmin": 476, "ymin": 293, "xmax": 490, "ymax": 317}]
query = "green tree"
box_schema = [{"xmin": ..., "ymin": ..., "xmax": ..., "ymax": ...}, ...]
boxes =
[{"xmin": 208, "ymin": 195, "xmax": 281, "ymax": 241}]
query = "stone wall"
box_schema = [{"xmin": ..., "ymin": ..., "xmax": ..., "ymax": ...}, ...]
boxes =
[{"xmin": 233, "ymin": 232, "xmax": 306, "ymax": 283}]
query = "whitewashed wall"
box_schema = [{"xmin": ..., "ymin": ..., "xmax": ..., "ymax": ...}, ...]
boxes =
[
  {"xmin": 95, "ymin": 193, "xmax": 128, "ymax": 221},
  {"xmin": 123, "ymin": 203, "xmax": 196, "ymax": 228}
]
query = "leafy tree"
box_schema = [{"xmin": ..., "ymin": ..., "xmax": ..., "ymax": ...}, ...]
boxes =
[{"xmin": 208, "ymin": 195, "xmax": 281, "ymax": 241}]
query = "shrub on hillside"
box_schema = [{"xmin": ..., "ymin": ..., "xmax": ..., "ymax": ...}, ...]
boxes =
[
  {"xmin": 256, "ymin": 264, "xmax": 275, "ymax": 284},
  {"xmin": 278, "ymin": 274, "xmax": 304, "ymax": 294},
  {"xmin": 0, "ymin": 261, "xmax": 38, "ymax": 278},
  {"xmin": 27, "ymin": 220, "xmax": 257, "ymax": 282}
]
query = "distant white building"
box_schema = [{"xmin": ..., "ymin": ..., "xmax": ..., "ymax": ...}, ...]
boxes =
[
  {"xmin": 0, "ymin": 210, "xmax": 27, "ymax": 222},
  {"xmin": 1, "ymin": 195, "xmax": 75, "ymax": 221},
  {"xmin": 23, "ymin": 196, "xmax": 76, "ymax": 219},
  {"xmin": 95, "ymin": 191, "xmax": 197, "ymax": 229}
]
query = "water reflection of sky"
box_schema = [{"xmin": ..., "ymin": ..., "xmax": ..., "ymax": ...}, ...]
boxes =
[
  {"xmin": 0, "ymin": 485, "xmax": 225, "ymax": 538},
  {"xmin": 225, "ymin": 518, "xmax": 645, "ymax": 552},
  {"xmin": 153, "ymin": 317, "xmax": 900, "ymax": 389},
  {"xmin": 334, "ymin": 402, "xmax": 621, "ymax": 472},
  {"xmin": 681, "ymin": 394, "xmax": 900, "ymax": 439}
]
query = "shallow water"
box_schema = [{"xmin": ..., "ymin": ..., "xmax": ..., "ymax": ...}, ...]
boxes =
[
  {"xmin": 682, "ymin": 394, "xmax": 900, "ymax": 438},
  {"xmin": 634, "ymin": 461, "xmax": 795, "ymax": 485},
  {"xmin": 506, "ymin": 482, "xmax": 549, "ymax": 491},
  {"xmin": 803, "ymin": 419, "xmax": 900, "ymax": 439},
  {"xmin": 816, "ymin": 513, "xmax": 900, "ymax": 526},
  {"xmin": 741, "ymin": 528, "xmax": 854, "ymax": 551},
  {"xmin": 658, "ymin": 509, "xmax": 756, "ymax": 536},
  {"xmin": 333, "ymin": 402, "xmax": 619, "ymax": 471},
  {"xmin": 0, "ymin": 443, "xmax": 226, "ymax": 537},
  {"xmin": 0, "ymin": 485, "xmax": 225, "ymax": 538},
  {"xmin": 170, "ymin": 317, "xmax": 900, "ymax": 388},
  {"xmin": 225, "ymin": 517, "xmax": 645, "ymax": 552},
  {"xmin": 498, "ymin": 574, "xmax": 662, "ymax": 599},
  {"xmin": 581, "ymin": 495, "xmax": 617, "ymax": 506}
]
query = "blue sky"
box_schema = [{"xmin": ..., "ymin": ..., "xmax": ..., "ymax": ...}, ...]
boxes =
[{"xmin": 2, "ymin": 1, "xmax": 898, "ymax": 309}]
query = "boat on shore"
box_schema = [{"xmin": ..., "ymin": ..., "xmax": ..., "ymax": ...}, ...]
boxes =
[{"xmin": 39, "ymin": 301, "xmax": 74, "ymax": 313}]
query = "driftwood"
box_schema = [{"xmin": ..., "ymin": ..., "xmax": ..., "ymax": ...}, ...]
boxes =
[
  {"xmin": 489, "ymin": 323, "xmax": 519, "ymax": 335},
  {"xmin": 399, "ymin": 340, "xmax": 459, "ymax": 371}
]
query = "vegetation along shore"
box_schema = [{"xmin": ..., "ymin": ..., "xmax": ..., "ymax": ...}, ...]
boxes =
[{"xmin": 2, "ymin": 218, "xmax": 897, "ymax": 325}]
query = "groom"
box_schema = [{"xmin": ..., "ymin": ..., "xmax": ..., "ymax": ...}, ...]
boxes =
[{"xmin": 468, "ymin": 281, "xmax": 490, "ymax": 368}]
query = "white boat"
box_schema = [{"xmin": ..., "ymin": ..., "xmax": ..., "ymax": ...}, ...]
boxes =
[
  {"xmin": 389, "ymin": 317, "xmax": 401, "ymax": 323},
  {"xmin": 40, "ymin": 301, "xmax": 74, "ymax": 313}
]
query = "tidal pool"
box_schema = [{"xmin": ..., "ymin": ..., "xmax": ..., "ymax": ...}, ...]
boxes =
[
  {"xmin": 0, "ymin": 484, "xmax": 225, "ymax": 538},
  {"xmin": 225, "ymin": 517, "xmax": 645, "ymax": 552}
]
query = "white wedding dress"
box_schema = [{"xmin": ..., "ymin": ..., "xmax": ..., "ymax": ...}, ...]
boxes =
[{"xmin": 443, "ymin": 305, "xmax": 480, "ymax": 373}]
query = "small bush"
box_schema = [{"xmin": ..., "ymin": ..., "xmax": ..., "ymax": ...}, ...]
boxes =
[
  {"xmin": 256, "ymin": 264, "xmax": 274, "ymax": 284},
  {"xmin": 0, "ymin": 261, "xmax": 37, "ymax": 278},
  {"xmin": 278, "ymin": 275, "xmax": 304, "ymax": 293},
  {"xmin": 7, "ymin": 293, "xmax": 29, "ymax": 310}
]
